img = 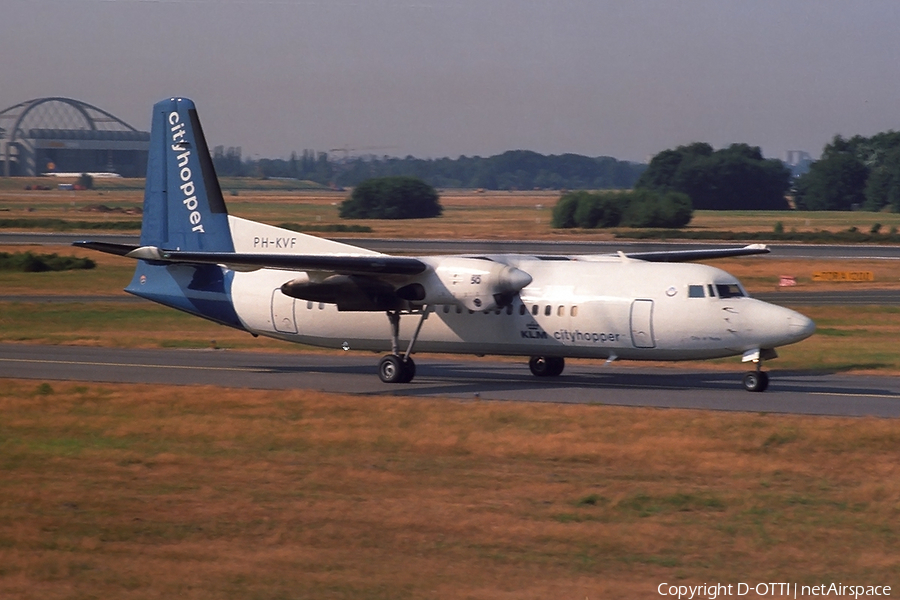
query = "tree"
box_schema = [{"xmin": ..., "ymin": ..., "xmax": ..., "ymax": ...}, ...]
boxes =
[
  {"xmin": 550, "ymin": 192, "xmax": 581, "ymax": 228},
  {"xmin": 339, "ymin": 176, "xmax": 442, "ymax": 219},
  {"xmin": 77, "ymin": 173, "xmax": 94, "ymax": 190},
  {"xmin": 551, "ymin": 190, "xmax": 692, "ymax": 229},
  {"xmin": 794, "ymin": 151, "xmax": 868, "ymax": 210},
  {"xmin": 795, "ymin": 132, "xmax": 900, "ymax": 212},
  {"xmin": 637, "ymin": 143, "xmax": 790, "ymax": 210}
]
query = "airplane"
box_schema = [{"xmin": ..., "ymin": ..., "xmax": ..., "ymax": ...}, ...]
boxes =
[{"xmin": 75, "ymin": 97, "xmax": 815, "ymax": 392}]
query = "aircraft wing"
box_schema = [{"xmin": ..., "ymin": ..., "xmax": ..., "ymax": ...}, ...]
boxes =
[
  {"xmin": 620, "ymin": 243, "xmax": 770, "ymax": 262},
  {"xmin": 73, "ymin": 241, "xmax": 427, "ymax": 275},
  {"xmin": 76, "ymin": 240, "xmax": 769, "ymax": 270}
]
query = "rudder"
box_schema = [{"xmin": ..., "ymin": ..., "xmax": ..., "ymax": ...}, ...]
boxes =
[{"xmin": 140, "ymin": 97, "xmax": 234, "ymax": 252}]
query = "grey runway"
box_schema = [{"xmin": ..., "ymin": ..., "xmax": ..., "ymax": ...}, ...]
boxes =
[{"xmin": 2, "ymin": 344, "xmax": 898, "ymax": 418}]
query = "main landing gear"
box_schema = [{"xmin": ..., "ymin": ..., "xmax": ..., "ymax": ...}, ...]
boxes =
[
  {"xmin": 378, "ymin": 308, "xmax": 430, "ymax": 384},
  {"xmin": 529, "ymin": 356, "xmax": 565, "ymax": 377}
]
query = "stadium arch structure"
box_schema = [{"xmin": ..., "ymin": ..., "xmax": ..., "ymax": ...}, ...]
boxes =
[{"xmin": 0, "ymin": 97, "xmax": 149, "ymax": 177}]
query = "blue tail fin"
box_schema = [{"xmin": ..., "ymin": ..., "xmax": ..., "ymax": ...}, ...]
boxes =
[
  {"xmin": 140, "ymin": 97, "xmax": 234, "ymax": 252},
  {"xmin": 126, "ymin": 98, "xmax": 243, "ymax": 329}
]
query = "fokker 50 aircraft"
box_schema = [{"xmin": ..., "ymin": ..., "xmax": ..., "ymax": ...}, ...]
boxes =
[{"xmin": 76, "ymin": 98, "xmax": 815, "ymax": 392}]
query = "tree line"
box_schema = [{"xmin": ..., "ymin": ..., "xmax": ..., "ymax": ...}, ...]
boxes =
[
  {"xmin": 212, "ymin": 147, "xmax": 646, "ymax": 191},
  {"xmin": 215, "ymin": 130, "xmax": 900, "ymax": 216}
]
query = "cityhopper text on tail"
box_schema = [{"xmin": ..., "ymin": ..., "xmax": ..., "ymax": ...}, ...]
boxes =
[{"xmin": 76, "ymin": 98, "xmax": 815, "ymax": 392}]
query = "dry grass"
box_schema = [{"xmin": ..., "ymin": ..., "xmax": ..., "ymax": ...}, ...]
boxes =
[
  {"xmin": 704, "ymin": 257, "xmax": 900, "ymax": 291},
  {"xmin": 1, "ymin": 379, "xmax": 898, "ymax": 599},
  {"xmin": 6, "ymin": 186, "xmax": 900, "ymax": 240}
]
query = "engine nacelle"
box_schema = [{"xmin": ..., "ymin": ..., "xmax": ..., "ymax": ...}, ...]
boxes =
[
  {"xmin": 281, "ymin": 273, "xmax": 406, "ymax": 311},
  {"xmin": 396, "ymin": 256, "xmax": 532, "ymax": 312}
]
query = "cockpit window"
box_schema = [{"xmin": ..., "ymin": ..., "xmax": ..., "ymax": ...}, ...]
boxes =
[
  {"xmin": 715, "ymin": 283, "xmax": 745, "ymax": 298},
  {"xmin": 688, "ymin": 285, "xmax": 705, "ymax": 298}
]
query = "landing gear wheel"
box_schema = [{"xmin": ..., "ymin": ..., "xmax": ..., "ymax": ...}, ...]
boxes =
[
  {"xmin": 378, "ymin": 355, "xmax": 416, "ymax": 384},
  {"xmin": 742, "ymin": 370, "xmax": 769, "ymax": 392},
  {"xmin": 399, "ymin": 356, "xmax": 416, "ymax": 383},
  {"xmin": 379, "ymin": 355, "xmax": 404, "ymax": 383},
  {"xmin": 529, "ymin": 356, "xmax": 565, "ymax": 377}
]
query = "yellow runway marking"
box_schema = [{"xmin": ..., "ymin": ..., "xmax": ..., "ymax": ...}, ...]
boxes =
[{"xmin": 819, "ymin": 391, "xmax": 900, "ymax": 400}]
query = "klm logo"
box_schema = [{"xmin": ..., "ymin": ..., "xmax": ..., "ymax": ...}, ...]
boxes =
[{"xmin": 521, "ymin": 323, "xmax": 549, "ymax": 339}]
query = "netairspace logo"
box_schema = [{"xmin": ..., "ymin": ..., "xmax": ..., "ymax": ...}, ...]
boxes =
[{"xmin": 657, "ymin": 582, "xmax": 892, "ymax": 599}]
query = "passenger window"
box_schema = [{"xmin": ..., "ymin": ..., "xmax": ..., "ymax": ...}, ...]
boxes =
[
  {"xmin": 688, "ymin": 285, "xmax": 705, "ymax": 298},
  {"xmin": 318, "ymin": 302, "xmax": 325, "ymax": 310},
  {"xmin": 716, "ymin": 284, "xmax": 745, "ymax": 298},
  {"xmin": 456, "ymin": 306, "xmax": 462, "ymax": 314},
  {"xmin": 544, "ymin": 305, "xmax": 552, "ymax": 316},
  {"xmin": 532, "ymin": 305, "xmax": 539, "ymax": 316},
  {"xmin": 557, "ymin": 305, "xmax": 565, "ymax": 317},
  {"xmin": 519, "ymin": 304, "xmax": 526, "ymax": 316},
  {"xmin": 307, "ymin": 301, "xmax": 313, "ymax": 310},
  {"xmin": 571, "ymin": 306, "xmax": 578, "ymax": 317},
  {"xmin": 443, "ymin": 305, "xmax": 450, "ymax": 314},
  {"xmin": 506, "ymin": 305, "xmax": 513, "ymax": 315}
]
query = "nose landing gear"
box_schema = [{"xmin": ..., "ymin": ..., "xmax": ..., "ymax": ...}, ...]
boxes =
[
  {"xmin": 741, "ymin": 348, "xmax": 774, "ymax": 392},
  {"xmin": 742, "ymin": 369, "xmax": 769, "ymax": 392}
]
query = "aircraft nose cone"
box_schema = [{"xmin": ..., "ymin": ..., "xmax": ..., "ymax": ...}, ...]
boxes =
[
  {"xmin": 788, "ymin": 312, "xmax": 816, "ymax": 341},
  {"xmin": 498, "ymin": 266, "xmax": 533, "ymax": 292}
]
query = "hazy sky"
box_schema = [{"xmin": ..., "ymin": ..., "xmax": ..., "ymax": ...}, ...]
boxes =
[{"xmin": 2, "ymin": 0, "xmax": 899, "ymax": 162}]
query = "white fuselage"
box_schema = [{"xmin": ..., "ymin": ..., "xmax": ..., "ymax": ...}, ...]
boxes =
[{"xmin": 229, "ymin": 256, "xmax": 814, "ymax": 361}]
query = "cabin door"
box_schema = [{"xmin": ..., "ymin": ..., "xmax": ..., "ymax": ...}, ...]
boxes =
[
  {"xmin": 271, "ymin": 288, "xmax": 298, "ymax": 334},
  {"xmin": 630, "ymin": 299, "xmax": 655, "ymax": 348}
]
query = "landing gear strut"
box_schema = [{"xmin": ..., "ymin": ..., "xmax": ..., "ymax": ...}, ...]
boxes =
[
  {"xmin": 378, "ymin": 308, "xmax": 429, "ymax": 384},
  {"xmin": 742, "ymin": 360, "xmax": 770, "ymax": 393},
  {"xmin": 529, "ymin": 356, "xmax": 565, "ymax": 377}
]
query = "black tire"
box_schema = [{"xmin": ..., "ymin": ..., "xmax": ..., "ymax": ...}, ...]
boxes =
[
  {"xmin": 742, "ymin": 371, "xmax": 768, "ymax": 392},
  {"xmin": 378, "ymin": 355, "xmax": 405, "ymax": 383},
  {"xmin": 399, "ymin": 357, "xmax": 416, "ymax": 383},
  {"xmin": 529, "ymin": 356, "xmax": 565, "ymax": 377}
]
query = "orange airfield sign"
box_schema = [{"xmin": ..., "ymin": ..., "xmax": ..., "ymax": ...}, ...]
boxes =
[{"xmin": 812, "ymin": 271, "xmax": 874, "ymax": 282}]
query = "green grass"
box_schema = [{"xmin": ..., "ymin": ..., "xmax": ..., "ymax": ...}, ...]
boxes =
[
  {"xmin": 0, "ymin": 251, "xmax": 95, "ymax": 271},
  {"xmin": 0, "ymin": 218, "xmax": 141, "ymax": 230}
]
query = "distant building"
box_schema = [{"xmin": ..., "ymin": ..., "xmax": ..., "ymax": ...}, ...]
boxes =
[
  {"xmin": 783, "ymin": 150, "xmax": 813, "ymax": 177},
  {"xmin": 0, "ymin": 97, "xmax": 149, "ymax": 177}
]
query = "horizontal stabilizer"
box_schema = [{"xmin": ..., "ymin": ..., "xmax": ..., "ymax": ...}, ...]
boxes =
[
  {"xmin": 73, "ymin": 241, "xmax": 141, "ymax": 256},
  {"xmin": 74, "ymin": 241, "xmax": 429, "ymax": 276}
]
